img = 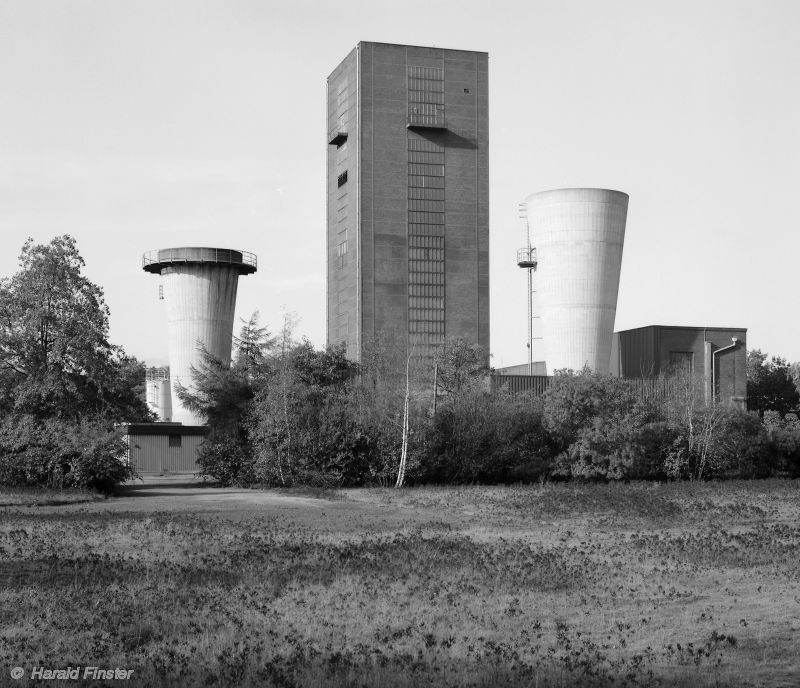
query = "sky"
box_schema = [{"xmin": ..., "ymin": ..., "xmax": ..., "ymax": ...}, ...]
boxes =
[{"xmin": 1, "ymin": 0, "xmax": 799, "ymax": 367}]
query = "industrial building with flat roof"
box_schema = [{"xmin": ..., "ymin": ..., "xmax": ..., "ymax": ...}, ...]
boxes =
[
  {"xmin": 610, "ymin": 325, "xmax": 747, "ymax": 407},
  {"xmin": 326, "ymin": 42, "xmax": 489, "ymax": 362}
]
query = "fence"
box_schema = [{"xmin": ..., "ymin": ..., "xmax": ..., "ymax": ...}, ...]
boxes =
[
  {"xmin": 490, "ymin": 374, "xmax": 551, "ymax": 396},
  {"xmin": 491, "ymin": 374, "xmax": 696, "ymax": 410}
]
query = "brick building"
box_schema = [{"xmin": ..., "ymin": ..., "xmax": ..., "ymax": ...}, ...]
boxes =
[
  {"xmin": 609, "ymin": 325, "xmax": 747, "ymax": 407},
  {"xmin": 326, "ymin": 42, "xmax": 489, "ymax": 362}
]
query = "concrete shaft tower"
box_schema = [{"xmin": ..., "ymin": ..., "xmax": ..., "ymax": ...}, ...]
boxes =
[
  {"xmin": 143, "ymin": 247, "xmax": 257, "ymax": 425},
  {"xmin": 525, "ymin": 189, "xmax": 628, "ymax": 374}
]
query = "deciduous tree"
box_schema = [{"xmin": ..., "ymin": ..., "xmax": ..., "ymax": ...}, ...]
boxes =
[
  {"xmin": 746, "ymin": 349, "xmax": 799, "ymax": 416},
  {"xmin": 0, "ymin": 235, "xmax": 150, "ymax": 422}
]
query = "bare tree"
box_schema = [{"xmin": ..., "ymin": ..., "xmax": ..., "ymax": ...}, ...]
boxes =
[
  {"xmin": 394, "ymin": 348, "xmax": 412, "ymax": 488},
  {"xmin": 663, "ymin": 368, "xmax": 723, "ymax": 480}
]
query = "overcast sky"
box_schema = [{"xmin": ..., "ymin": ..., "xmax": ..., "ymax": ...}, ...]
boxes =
[{"xmin": 1, "ymin": 0, "xmax": 798, "ymax": 367}]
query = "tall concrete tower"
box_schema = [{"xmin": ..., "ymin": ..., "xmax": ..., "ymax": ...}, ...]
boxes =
[
  {"xmin": 525, "ymin": 189, "xmax": 628, "ymax": 374},
  {"xmin": 143, "ymin": 247, "xmax": 257, "ymax": 425},
  {"xmin": 326, "ymin": 42, "xmax": 489, "ymax": 362}
]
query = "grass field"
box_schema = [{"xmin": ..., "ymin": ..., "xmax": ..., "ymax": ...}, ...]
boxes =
[{"xmin": 1, "ymin": 480, "xmax": 799, "ymax": 687}]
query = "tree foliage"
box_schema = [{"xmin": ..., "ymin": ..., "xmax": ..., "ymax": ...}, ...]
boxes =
[
  {"xmin": 247, "ymin": 341, "xmax": 374, "ymax": 487},
  {"xmin": 0, "ymin": 416, "xmax": 130, "ymax": 492},
  {"xmin": 543, "ymin": 371, "xmax": 666, "ymax": 480},
  {"xmin": 174, "ymin": 347, "xmax": 256, "ymax": 439},
  {"xmin": 433, "ymin": 338, "xmax": 489, "ymax": 396},
  {"xmin": 233, "ymin": 310, "xmax": 276, "ymax": 380},
  {"xmin": 0, "ymin": 235, "xmax": 151, "ymax": 422},
  {"xmin": 417, "ymin": 388, "xmax": 551, "ymax": 484},
  {"xmin": 0, "ymin": 236, "xmax": 150, "ymax": 491},
  {"xmin": 746, "ymin": 349, "xmax": 799, "ymax": 416},
  {"xmin": 175, "ymin": 313, "xmax": 276, "ymax": 484},
  {"xmin": 188, "ymin": 326, "xmax": 800, "ymax": 487}
]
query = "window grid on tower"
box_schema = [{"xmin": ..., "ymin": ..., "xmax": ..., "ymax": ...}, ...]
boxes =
[
  {"xmin": 408, "ymin": 66, "xmax": 445, "ymax": 127},
  {"xmin": 334, "ymin": 81, "xmax": 348, "ymax": 144},
  {"xmin": 408, "ymin": 175, "xmax": 444, "ymax": 189},
  {"xmin": 409, "ymin": 187, "xmax": 445, "ymax": 201},
  {"xmin": 408, "ymin": 132, "xmax": 445, "ymax": 345},
  {"xmin": 408, "ymin": 224, "xmax": 445, "ymax": 237}
]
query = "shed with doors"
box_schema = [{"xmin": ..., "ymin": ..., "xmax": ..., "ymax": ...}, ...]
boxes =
[{"xmin": 122, "ymin": 423, "xmax": 208, "ymax": 474}]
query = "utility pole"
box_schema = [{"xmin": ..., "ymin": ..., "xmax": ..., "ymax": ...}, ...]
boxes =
[{"xmin": 516, "ymin": 203, "xmax": 538, "ymax": 375}]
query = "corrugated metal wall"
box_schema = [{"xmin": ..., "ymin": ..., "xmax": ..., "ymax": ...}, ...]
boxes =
[
  {"xmin": 127, "ymin": 434, "xmax": 203, "ymax": 473},
  {"xmin": 491, "ymin": 375, "xmax": 551, "ymax": 396},
  {"xmin": 618, "ymin": 326, "xmax": 658, "ymax": 378},
  {"xmin": 491, "ymin": 374, "xmax": 682, "ymax": 407}
]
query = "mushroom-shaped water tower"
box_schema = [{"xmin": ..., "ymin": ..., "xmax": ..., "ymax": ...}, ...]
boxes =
[{"xmin": 142, "ymin": 247, "xmax": 257, "ymax": 425}]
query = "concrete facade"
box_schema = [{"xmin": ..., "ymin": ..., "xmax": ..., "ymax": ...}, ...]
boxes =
[
  {"xmin": 143, "ymin": 247, "xmax": 256, "ymax": 424},
  {"xmin": 525, "ymin": 188, "xmax": 628, "ymax": 375},
  {"xmin": 326, "ymin": 42, "xmax": 489, "ymax": 361},
  {"xmin": 610, "ymin": 325, "xmax": 747, "ymax": 406}
]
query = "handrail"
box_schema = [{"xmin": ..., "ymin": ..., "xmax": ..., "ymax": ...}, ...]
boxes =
[
  {"xmin": 517, "ymin": 247, "xmax": 537, "ymax": 267},
  {"xmin": 142, "ymin": 247, "xmax": 257, "ymax": 271}
]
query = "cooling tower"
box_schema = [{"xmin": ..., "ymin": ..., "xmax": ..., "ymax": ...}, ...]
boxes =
[
  {"xmin": 145, "ymin": 367, "xmax": 172, "ymax": 421},
  {"xmin": 143, "ymin": 247, "xmax": 257, "ymax": 425},
  {"xmin": 157, "ymin": 378, "xmax": 173, "ymax": 422},
  {"xmin": 525, "ymin": 189, "xmax": 628, "ymax": 374}
]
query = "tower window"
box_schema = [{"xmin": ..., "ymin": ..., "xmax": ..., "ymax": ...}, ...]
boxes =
[{"xmin": 337, "ymin": 170, "xmax": 348, "ymax": 187}]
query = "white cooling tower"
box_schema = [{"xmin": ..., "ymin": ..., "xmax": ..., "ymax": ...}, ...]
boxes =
[
  {"xmin": 143, "ymin": 247, "xmax": 257, "ymax": 425},
  {"xmin": 157, "ymin": 377, "xmax": 173, "ymax": 422},
  {"xmin": 525, "ymin": 189, "xmax": 628, "ymax": 374}
]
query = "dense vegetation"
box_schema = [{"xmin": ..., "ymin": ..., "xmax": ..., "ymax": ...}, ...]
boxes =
[
  {"xmin": 185, "ymin": 321, "xmax": 800, "ymax": 487},
  {"xmin": 2, "ymin": 235, "xmax": 799, "ymax": 492},
  {"xmin": 0, "ymin": 237, "xmax": 152, "ymax": 492}
]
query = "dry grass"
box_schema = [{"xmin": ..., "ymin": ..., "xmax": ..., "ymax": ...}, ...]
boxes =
[{"xmin": 1, "ymin": 480, "xmax": 799, "ymax": 687}]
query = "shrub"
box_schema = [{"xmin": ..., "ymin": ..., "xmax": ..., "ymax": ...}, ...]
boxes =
[
  {"xmin": 543, "ymin": 372, "xmax": 664, "ymax": 480},
  {"xmin": 313, "ymin": 406, "xmax": 391, "ymax": 486},
  {"xmin": 0, "ymin": 416, "xmax": 130, "ymax": 493},
  {"xmin": 664, "ymin": 407, "xmax": 769, "ymax": 480},
  {"xmin": 196, "ymin": 437, "xmax": 256, "ymax": 486},
  {"xmin": 713, "ymin": 408, "xmax": 773, "ymax": 478},
  {"xmin": 554, "ymin": 418, "xmax": 676, "ymax": 481},
  {"xmin": 762, "ymin": 412, "xmax": 800, "ymax": 478},
  {"xmin": 415, "ymin": 388, "xmax": 552, "ymax": 484},
  {"xmin": 247, "ymin": 343, "xmax": 395, "ymax": 488}
]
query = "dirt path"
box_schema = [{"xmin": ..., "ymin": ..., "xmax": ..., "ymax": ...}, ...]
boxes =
[{"xmin": 3, "ymin": 475, "xmax": 349, "ymax": 516}]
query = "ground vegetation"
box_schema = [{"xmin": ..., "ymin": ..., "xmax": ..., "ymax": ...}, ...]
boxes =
[{"xmin": 1, "ymin": 480, "xmax": 797, "ymax": 687}]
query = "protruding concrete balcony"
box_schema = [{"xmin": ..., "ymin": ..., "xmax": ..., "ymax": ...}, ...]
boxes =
[
  {"xmin": 406, "ymin": 113, "xmax": 447, "ymax": 130},
  {"xmin": 328, "ymin": 129, "xmax": 348, "ymax": 146}
]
